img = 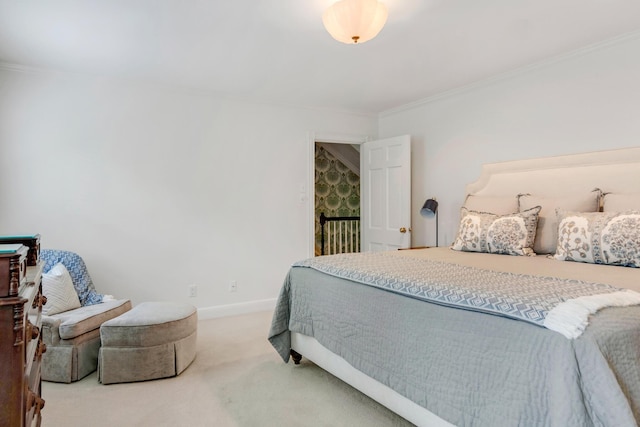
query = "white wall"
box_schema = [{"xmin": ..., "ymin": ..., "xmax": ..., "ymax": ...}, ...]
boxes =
[
  {"xmin": 0, "ymin": 68, "xmax": 377, "ymax": 315},
  {"xmin": 379, "ymin": 33, "xmax": 640, "ymax": 248},
  {"xmin": 3, "ymin": 32, "xmax": 639, "ymax": 314}
]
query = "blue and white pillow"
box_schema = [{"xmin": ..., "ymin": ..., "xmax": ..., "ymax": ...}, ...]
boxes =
[
  {"xmin": 451, "ymin": 206, "xmax": 541, "ymax": 256},
  {"xmin": 554, "ymin": 210, "xmax": 640, "ymax": 268}
]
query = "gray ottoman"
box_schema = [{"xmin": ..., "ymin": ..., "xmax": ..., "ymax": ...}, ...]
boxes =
[{"xmin": 98, "ymin": 302, "xmax": 197, "ymax": 384}]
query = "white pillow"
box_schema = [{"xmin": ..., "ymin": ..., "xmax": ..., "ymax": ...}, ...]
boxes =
[
  {"xmin": 42, "ymin": 263, "xmax": 81, "ymax": 315},
  {"xmin": 554, "ymin": 210, "xmax": 640, "ymax": 268},
  {"xmin": 451, "ymin": 206, "xmax": 541, "ymax": 256},
  {"xmin": 519, "ymin": 193, "xmax": 599, "ymax": 254}
]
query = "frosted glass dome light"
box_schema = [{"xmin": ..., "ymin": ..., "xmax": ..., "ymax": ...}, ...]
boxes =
[{"xmin": 322, "ymin": 0, "xmax": 388, "ymax": 44}]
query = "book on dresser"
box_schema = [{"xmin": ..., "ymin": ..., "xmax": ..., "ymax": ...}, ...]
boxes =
[{"xmin": 0, "ymin": 240, "xmax": 46, "ymax": 426}]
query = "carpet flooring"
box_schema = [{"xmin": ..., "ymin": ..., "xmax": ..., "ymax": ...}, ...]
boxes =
[{"xmin": 41, "ymin": 310, "xmax": 416, "ymax": 427}]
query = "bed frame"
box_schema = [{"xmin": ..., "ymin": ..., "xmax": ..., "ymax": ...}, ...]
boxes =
[{"xmin": 291, "ymin": 146, "xmax": 640, "ymax": 427}]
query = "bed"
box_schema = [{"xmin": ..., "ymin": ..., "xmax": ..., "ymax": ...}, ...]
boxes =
[{"xmin": 269, "ymin": 147, "xmax": 640, "ymax": 427}]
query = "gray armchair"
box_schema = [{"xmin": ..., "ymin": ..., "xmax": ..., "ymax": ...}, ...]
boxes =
[{"xmin": 39, "ymin": 250, "xmax": 131, "ymax": 383}]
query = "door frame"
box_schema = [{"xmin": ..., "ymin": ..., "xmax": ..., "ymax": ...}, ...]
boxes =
[{"xmin": 307, "ymin": 131, "xmax": 370, "ymax": 258}]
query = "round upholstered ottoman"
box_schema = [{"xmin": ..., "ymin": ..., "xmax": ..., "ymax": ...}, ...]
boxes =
[{"xmin": 98, "ymin": 302, "xmax": 197, "ymax": 385}]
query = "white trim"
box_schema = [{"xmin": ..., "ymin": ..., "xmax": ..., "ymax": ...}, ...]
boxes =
[
  {"xmin": 380, "ymin": 29, "xmax": 640, "ymax": 118},
  {"xmin": 196, "ymin": 298, "xmax": 277, "ymax": 320},
  {"xmin": 307, "ymin": 131, "xmax": 371, "ymax": 258}
]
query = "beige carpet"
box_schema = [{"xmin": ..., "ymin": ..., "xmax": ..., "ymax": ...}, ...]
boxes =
[{"xmin": 42, "ymin": 310, "xmax": 415, "ymax": 427}]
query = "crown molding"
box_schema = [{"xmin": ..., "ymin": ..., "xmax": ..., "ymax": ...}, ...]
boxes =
[
  {"xmin": 0, "ymin": 61, "xmax": 378, "ymax": 118},
  {"xmin": 380, "ymin": 29, "xmax": 640, "ymax": 119},
  {"xmin": 0, "ymin": 61, "xmax": 46, "ymax": 75}
]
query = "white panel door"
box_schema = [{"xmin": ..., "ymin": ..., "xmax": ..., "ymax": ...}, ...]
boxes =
[{"xmin": 361, "ymin": 135, "xmax": 411, "ymax": 251}]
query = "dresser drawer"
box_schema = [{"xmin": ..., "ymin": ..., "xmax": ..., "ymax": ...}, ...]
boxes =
[
  {"xmin": 24, "ymin": 262, "xmax": 45, "ymax": 427},
  {"xmin": 0, "ymin": 295, "xmax": 29, "ymax": 426},
  {"xmin": 23, "ymin": 281, "xmax": 42, "ymax": 350},
  {"xmin": 24, "ymin": 380, "xmax": 45, "ymax": 426}
]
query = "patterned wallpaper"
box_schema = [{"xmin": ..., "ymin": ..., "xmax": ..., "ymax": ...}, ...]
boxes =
[{"xmin": 315, "ymin": 145, "xmax": 360, "ymax": 255}]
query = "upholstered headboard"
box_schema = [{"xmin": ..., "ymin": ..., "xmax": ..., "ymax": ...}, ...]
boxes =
[
  {"xmin": 466, "ymin": 147, "xmax": 640, "ymax": 197},
  {"xmin": 457, "ymin": 146, "xmax": 640, "ymax": 256}
]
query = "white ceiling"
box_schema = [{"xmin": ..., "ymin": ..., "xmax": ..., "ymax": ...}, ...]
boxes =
[{"xmin": 1, "ymin": 0, "xmax": 640, "ymax": 114}]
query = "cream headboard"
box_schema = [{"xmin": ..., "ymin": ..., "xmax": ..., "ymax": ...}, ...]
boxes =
[{"xmin": 466, "ymin": 147, "xmax": 640, "ymax": 197}]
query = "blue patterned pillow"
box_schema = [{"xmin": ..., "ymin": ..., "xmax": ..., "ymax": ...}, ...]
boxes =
[
  {"xmin": 451, "ymin": 206, "xmax": 541, "ymax": 256},
  {"xmin": 554, "ymin": 211, "xmax": 640, "ymax": 268},
  {"xmin": 40, "ymin": 249, "xmax": 104, "ymax": 306}
]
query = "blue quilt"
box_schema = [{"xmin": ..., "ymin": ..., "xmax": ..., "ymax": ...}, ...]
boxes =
[{"xmin": 41, "ymin": 249, "xmax": 104, "ymax": 306}]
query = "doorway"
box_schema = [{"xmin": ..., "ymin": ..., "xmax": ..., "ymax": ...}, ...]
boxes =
[
  {"xmin": 314, "ymin": 142, "xmax": 362, "ymax": 256},
  {"xmin": 307, "ymin": 132, "xmax": 368, "ymax": 257},
  {"xmin": 307, "ymin": 133, "xmax": 412, "ymax": 256}
]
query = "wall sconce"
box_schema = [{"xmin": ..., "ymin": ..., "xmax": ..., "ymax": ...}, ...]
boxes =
[
  {"xmin": 420, "ymin": 198, "xmax": 439, "ymax": 247},
  {"xmin": 322, "ymin": 0, "xmax": 388, "ymax": 44}
]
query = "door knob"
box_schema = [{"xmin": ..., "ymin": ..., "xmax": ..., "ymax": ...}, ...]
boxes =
[{"xmin": 399, "ymin": 227, "xmax": 407, "ymax": 233}]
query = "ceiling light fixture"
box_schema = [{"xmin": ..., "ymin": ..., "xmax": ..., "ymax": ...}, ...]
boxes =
[{"xmin": 322, "ymin": 0, "xmax": 388, "ymax": 45}]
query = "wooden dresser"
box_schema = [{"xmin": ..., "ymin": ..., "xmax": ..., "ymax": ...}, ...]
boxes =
[{"xmin": 0, "ymin": 244, "xmax": 46, "ymax": 427}]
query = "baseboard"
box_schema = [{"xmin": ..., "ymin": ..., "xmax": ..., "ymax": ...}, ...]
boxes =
[{"xmin": 196, "ymin": 298, "xmax": 277, "ymax": 320}]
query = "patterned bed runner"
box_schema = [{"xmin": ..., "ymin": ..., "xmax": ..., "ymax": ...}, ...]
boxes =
[{"xmin": 293, "ymin": 252, "xmax": 640, "ymax": 338}]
